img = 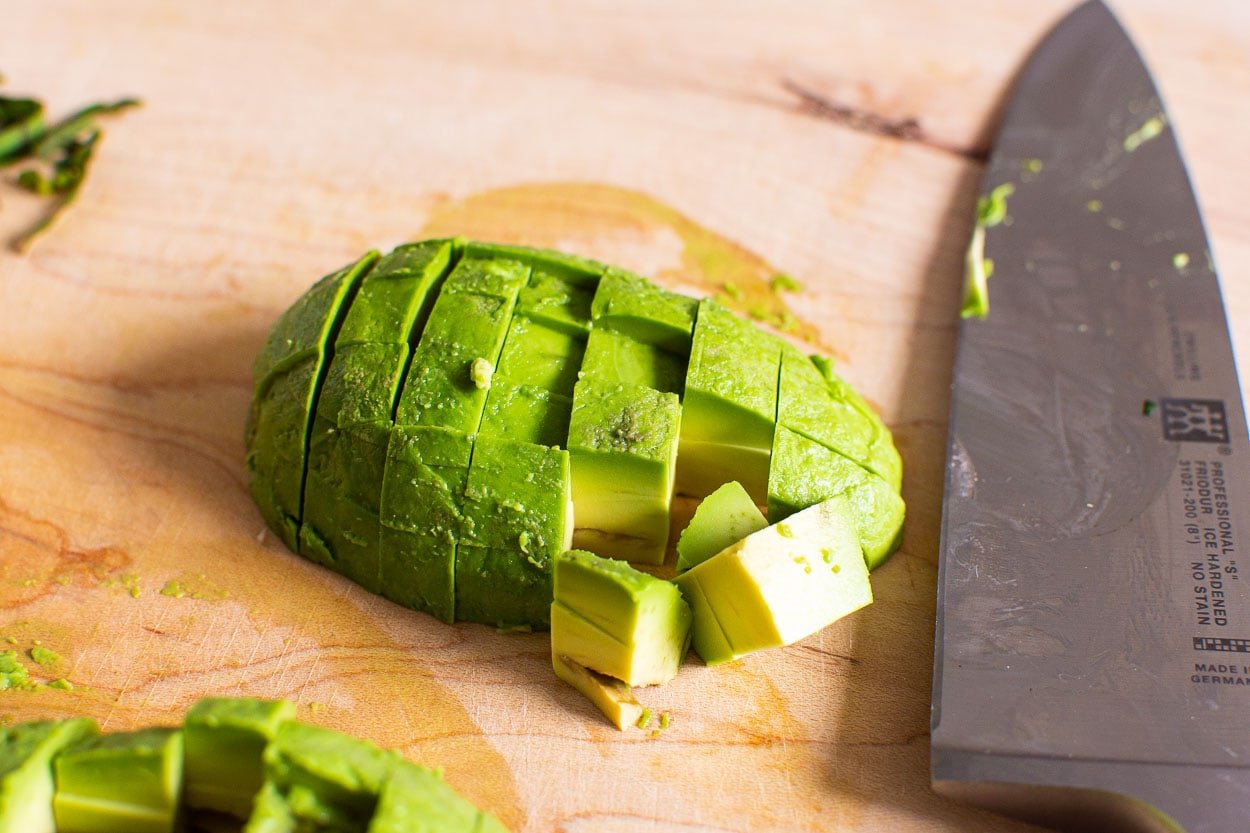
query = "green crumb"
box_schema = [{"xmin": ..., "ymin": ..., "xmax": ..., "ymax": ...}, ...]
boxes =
[
  {"xmin": 769, "ymin": 274, "xmax": 803, "ymax": 294},
  {"xmin": 21, "ymin": 579, "xmax": 37, "ymax": 588},
  {"xmin": 0, "ymin": 650, "xmax": 34, "ymax": 691},
  {"xmin": 1022, "ymin": 158, "xmax": 1043, "ymax": 174},
  {"xmin": 746, "ymin": 304, "xmax": 771, "ymax": 322},
  {"xmin": 976, "ymin": 183, "xmax": 1015, "ymax": 228},
  {"xmin": 1143, "ymin": 399, "xmax": 1158, "ymax": 416},
  {"xmin": 831, "ymin": 563, "xmax": 841, "ymax": 574},
  {"xmin": 129, "ymin": 586, "xmax": 141, "ymax": 598},
  {"xmin": 470, "ymin": 357, "xmax": 494, "ymax": 390},
  {"xmin": 48, "ymin": 678, "xmax": 73, "ymax": 690},
  {"xmin": 1086, "ymin": 199, "xmax": 1103, "ymax": 213},
  {"xmin": 778, "ymin": 312, "xmax": 799, "ymax": 333},
  {"xmin": 160, "ymin": 580, "xmax": 186, "ymax": 599},
  {"xmin": 721, "ymin": 281, "xmax": 743, "ymax": 301},
  {"xmin": 53, "ymin": 575, "xmax": 71, "ymax": 586},
  {"xmin": 1173, "ymin": 252, "xmax": 1190, "ymax": 270},
  {"xmin": 649, "ymin": 729, "xmax": 661, "ymax": 738},
  {"xmin": 1124, "ymin": 114, "xmax": 1167, "ymax": 152},
  {"xmin": 3, "ymin": 637, "xmax": 15, "ymax": 645},
  {"xmin": 28, "ymin": 646, "xmax": 60, "ymax": 668},
  {"xmin": 776, "ymin": 522, "xmax": 794, "ymax": 539},
  {"xmin": 636, "ymin": 708, "xmax": 653, "ymax": 730},
  {"xmin": 659, "ymin": 711, "xmax": 671, "ymax": 729},
  {"xmin": 307, "ymin": 702, "xmax": 322, "ymax": 715}
]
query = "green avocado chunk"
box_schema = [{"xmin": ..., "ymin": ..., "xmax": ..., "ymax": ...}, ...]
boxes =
[
  {"xmin": 367, "ymin": 761, "xmax": 508, "ymax": 833},
  {"xmin": 479, "ymin": 384, "xmax": 571, "ymax": 447},
  {"xmin": 183, "ymin": 698, "xmax": 297, "ymax": 819},
  {"xmin": 53, "ymin": 728, "xmax": 183, "ymax": 833},
  {"xmin": 809, "ymin": 355, "xmax": 903, "ymax": 492},
  {"xmin": 676, "ymin": 481, "xmax": 768, "ymax": 572},
  {"xmin": 0, "ymin": 718, "xmax": 98, "ymax": 833},
  {"xmin": 379, "ymin": 426, "xmax": 474, "ymax": 623},
  {"xmin": 674, "ymin": 496, "xmax": 871, "ymax": 665},
  {"xmin": 492, "ymin": 316, "xmax": 584, "ymax": 397},
  {"xmin": 464, "ymin": 241, "xmax": 603, "ymax": 287},
  {"xmin": 551, "ymin": 550, "xmax": 691, "ymax": 686},
  {"xmin": 456, "ymin": 437, "xmax": 572, "ymax": 627},
  {"xmin": 334, "ymin": 240, "xmax": 457, "ymax": 348},
  {"xmin": 393, "ymin": 258, "xmax": 528, "ymax": 430},
  {"xmin": 590, "ymin": 267, "xmax": 697, "ymax": 354},
  {"xmin": 677, "ymin": 299, "xmax": 783, "ymax": 503},
  {"xmin": 567, "ymin": 380, "xmax": 681, "ymax": 565},
  {"xmin": 579, "ymin": 327, "xmax": 684, "ymax": 396},
  {"xmin": 767, "ymin": 426, "xmax": 905, "ymax": 569}
]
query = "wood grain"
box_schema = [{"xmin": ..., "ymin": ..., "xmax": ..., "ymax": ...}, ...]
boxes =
[{"xmin": 2, "ymin": 2, "xmax": 1247, "ymax": 830}]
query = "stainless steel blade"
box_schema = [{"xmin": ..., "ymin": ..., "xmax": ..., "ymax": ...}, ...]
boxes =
[{"xmin": 931, "ymin": 2, "xmax": 1250, "ymax": 831}]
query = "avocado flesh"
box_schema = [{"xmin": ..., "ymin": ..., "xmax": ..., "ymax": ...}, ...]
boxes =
[
  {"xmin": 767, "ymin": 426, "xmax": 905, "ymax": 569},
  {"xmin": 53, "ymin": 728, "xmax": 183, "ymax": 833},
  {"xmin": 392, "ymin": 258, "xmax": 528, "ymax": 430},
  {"xmin": 580, "ymin": 328, "xmax": 684, "ymax": 396},
  {"xmin": 551, "ymin": 655, "xmax": 644, "ymax": 732},
  {"xmin": 567, "ymin": 380, "xmax": 680, "ymax": 565},
  {"xmin": 677, "ymin": 299, "xmax": 782, "ymax": 503},
  {"xmin": 676, "ymin": 481, "xmax": 768, "ymax": 572},
  {"xmin": 334, "ymin": 240, "xmax": 456, "ymax": 348},
  {"xmin": 492, "ymin": 316, "xmax": 584, "ymax": 397},
  {"xmin": 478, "ymin": 384, "xmax": 572, "ymax": 447},
  {"xmin": 366, "ymin": 760, "xmax": 507, "ymax": 833},
  {"xmin": 456, "ymin": 437, "xmax": 573, "ymax": 627},
  {"xmin": 551, "ymin": 550, "xmax": 691, "ymax": 685},
  {"xmin": 673, "ymin": 496, "xmax": 872, "ymax": 665},
  {"xmin": 590, "ymin": 267, "xmax": 697, "ymax": 354},
  {"xmin": 379, "ymin": 426, "xmax": 473, "ymax": 623},
  {"xmin": 0, "ymin": 718, "xmax": 98, "ymax": 833},
  {"xmin": 262, "ymin": 723, "xmax": 398, "ymax": 823},
  {"xmin": 184, "ymin": 698, "xmax": 297, "ymax": 819},
  {"xmin": 810, "ymin": 356, "xmax": 903, "ymax": 492}
]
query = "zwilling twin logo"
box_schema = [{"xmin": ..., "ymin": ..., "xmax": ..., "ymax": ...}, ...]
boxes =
[{"xmin": 1161, "ymin": 398, "xmax": 1230, "ymax": 443}]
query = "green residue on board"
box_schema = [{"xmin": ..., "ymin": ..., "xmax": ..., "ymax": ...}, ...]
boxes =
[
  {"xmin": 769, "ymin": 273, "xmax": 803, "ymax": 294},
  {"xmin": 1124, "ymin": 114, "xmax": 1167, "ymax": 152},
  {"xmin": 160, "ymin": 581, "xmax": 186, "ymax": 599},
  {"xmin": 158, "ymin": 574, "xmax": 229, "ymax": 601},
  {"xmin": 1022, "ymin": 158, "xmax": 1043, "ymax": 175},
  {"xmin": 0, "ymin": 651, "xmax": 36, "ymax": 691},
  {"xmin": 28, "ymin": 646, "xmax": 60, "ymax": 668},
  {"xmin": 48, "ymin": 678, "xmax": 73, "ymax": 691}
]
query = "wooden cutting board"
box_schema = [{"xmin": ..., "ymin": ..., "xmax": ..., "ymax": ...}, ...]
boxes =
[{"xmin": 3, "ymin": 2, "xmax": 1248, "ymax": 830}]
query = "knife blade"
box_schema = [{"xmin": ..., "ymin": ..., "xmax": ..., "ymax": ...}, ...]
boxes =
[{"xmin": 931, "ymin": 2, "xmax": 1250, "ymax": 831}]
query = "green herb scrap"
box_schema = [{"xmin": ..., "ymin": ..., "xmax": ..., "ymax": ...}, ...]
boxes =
[
  {"xmin": 0, "ymin": 82, "xmax": 139, "ymax": 252},
  {"xmin": 962, "ymin": 183, "xmax": 1015, "ymax": 319}
]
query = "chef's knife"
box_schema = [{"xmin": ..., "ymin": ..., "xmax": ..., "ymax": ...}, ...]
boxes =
[{"xmin": 931, "ymin": 2, "xmax": 1250, "ymax": 831}]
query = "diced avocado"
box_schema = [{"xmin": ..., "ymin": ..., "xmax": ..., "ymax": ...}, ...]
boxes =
[
  {"xmin": 335, "ymin": 240, "xmax": 457, "ymax": 348},
  {"xmin": 676, "ymin": 300, "xmax": 783, "ymax": 503},
  {"xmin": 777, "ymin": 347, "xmax": 876, "ymax": 475},
  {"xmin": 579, "ymin": 328, "xmax": 684, "ymax": 396},
  {"xmin": 551, "ymin": 550, "xmax": 691, "ymax": 686},
  {"xmin": 552, "ymin": 655, "xmax": 644, "ymax": 731},
  {"xmin": 676, "ymin": 481, "xmax": 768, "ymax": 572},
  {"xmin": 300, "ymin": 342, "xmax": 407, "ymax": 587},
  {"xmin": 590, "ymin": 267, "xmax": 697, "ymax": 354},
  {"xmin": 240, "ymin": 781, "xmax": 298, "ymax": 833},
  {"xmin": 493, "ymin": 316, "xmax": 584, "ymax": 398},
  {"xmin": 0, "ymin": 718, "xmax": 98, "ymax": 833},
  {"xmin": 456, "ymin": 438, "xmax": 572, "ymax": 627},
  {"xmin": 810, "ymin": 355, "xmax": 903, "ymax": 492},
  {"xmin": 464, "ymin": 241, "xmax": 604, "ymax": 287},
  {"xmin": 367, "ymin": 761, "xmax": 502, "ymax": 833},
  {"xmin": 251, "ymin": 253, "xmax": 379, "ymax": 393},
  {"xmin": 567, "ymin": 380, "xmax": 680, "ymax": 565},
  {"xmin": 379, "ymin": 426, "xmax": 473, "ymax": 623},
  {"xmin": 393, "ymin": 259, "xmax": 528, "ymax": 430},
  {"xmin": 517, "ymin": 273, "xmax": 597, "ymax": 339},
  {"xmin": 53, "ymin": 728, "xmax": 183, "ymax": 833},
  {"xmin": 478, "ymin": 384, "xmax": 571, "ymax": 447},
  {"xmin": 184, "ymin": 698, "xmax": 297, "ymax": 819},
  {"xmin": 767, "ymin": 427, "xmax": 905, "ymax": 569},
  {"xmin": 262, "ymin": 723, "xmax": 399, "ymax": 823},
  {"xmin": 673, "ymin": 496, "xmax": 872, "ymax": 665}
]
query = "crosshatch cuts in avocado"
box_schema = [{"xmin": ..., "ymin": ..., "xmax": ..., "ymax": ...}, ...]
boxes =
[{"xmin": 246, "ymin": 238, "xmax": 905, "ymax": 628}]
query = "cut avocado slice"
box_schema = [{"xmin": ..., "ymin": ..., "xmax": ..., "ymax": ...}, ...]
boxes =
[
  {"xmin": 673, "ymin": 496, "xmax": 872, "ymax": 665},
  {"xmin": 0, "ymin": 718, "xmax": 98, "ymax": 833},
  {"xmin": 676, "ymin": 481, "xmax": 768, "ymax": 572},
  {"xmin": 53, "ymin": 728, "xmax": 183, "ymax": 833},
  {"xmin": 492, "ymin": 316, "xmax": 584, "ymax": 398},
  {"xmin": 767, "ymin": 426, "xmax": 905, "ymax": 569},
  {"xmin": 367, "ymin": 760, "xmax": 507, "ymax": 833},
  {"xmin": 810, "ymin": 355, "xmax": 903, "ymax": 492},
  {"xmin": 379, "ymin": 426, "xmax": 473, "ymax": 623},
  {"xmin": 184, "ymin": 698, "xmax": 297, "ymax": 819},
  {"xmin": 551, "ymin": 550, "xmax": 691, "ymax": 686},
  {"xmin": 590, "ymin": 267, "xmax": 697, "ymax": 354},
  {"xmin": 552, "ymin": 654, "xmax": 644, "ymax": 731},
  {"xmin": 676, "ymin": 299, "xmax": 783, "ymax": 503},
  {"xmin": 456, "ymin": 437, "xmax": 573, "ymax": 627},
  {"xmin": 580, "ymin": 328, "xmax": 684, "ymax": 396},
  {"xmin": 567, "ymin": 380, "xmax": 680, "ymax": 565},
  {"xmin": 335, "ymin": 240, "xmax": 457, "ymax": 348},
  {"xmin": 478, "ymin": 384, "xmax": 571, "ymax": 447}
]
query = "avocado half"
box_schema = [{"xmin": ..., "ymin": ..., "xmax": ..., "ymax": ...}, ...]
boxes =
[{"xmin": 245, "ymin": 239, "xmax": 903, "ymax": 628}]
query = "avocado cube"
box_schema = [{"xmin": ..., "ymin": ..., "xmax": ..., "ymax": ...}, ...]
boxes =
[
  {"xmin": 552, "ymin": 655, "xmax": 644, "ymax": 732},
  {"xmin": 676, "ymin": 300, "xmax": 783, "ymax": 503},
  {"xmin": 479, "ymin": 384, "xmax": 572, "ymax": 447},
  {"xmin": 251, "ymin": 252, "xmax": 379, "ymax": 391},
  {"xmin": 53, "ymin": 728, "xmax": 183, "ymax": 833},
  {"xmin": 516, "ymin": 271, "xmax": 597, "ymax": 337},
  {"xmin": 767, "ymin": 427, "xmax": 905, "ymax": 569},
  {"xmin": 464, "ymin": 241, "xmax": 604, "ymax": 287},
  {"xmin": 456, "ymin": 438, "xmax": 572, "ymax": 627},
  {"xmin": 246, "ymin": 357, "xmax": 319, "ymax": 552},
  {"xmin": 590, "ymin": 268, "xmax": 697, "ymax": 354},
  {"xmin": 379, "ymin": 426, "xmax": 473, "ymax": 623},
  {"xmin": 551, "ymin": 550, "xmax": 691, "ymax": 685},
  {"xmin": 493, "ymin": 316, "xmax": 584, "ymax": 397},
  {"xmin": 676, "ymin": 481, "xmax": 768, "ymax": 572},
  {"xmin": 673, "ymin": 496, "xmax": 872, "ymax": 665},
  {"xmin": 393, "ymin": 260, "xmax": 527, "ymax": 430},
  {"xmin": 810, "ymin": 355, "xmax": 903, "ymax": 492},
  {"xmin": 0, "ymin": 718, "xmax": 98, "ymax": 833},
  {"xmin": 579, "ymin": 328, "xmax": 684, "ymax": 396},
  {"xmin": 367, "ymin": 761, "xmax": 502, "ymax": 833},
  {"xmin": 336, "ymin": 240, "xmax": 457, "ymax": 347},
  {"xmin": 567, "ymin": 380, "xmax": 681, "ymax": 565},
  {"xmin": 777, "ymin": 347, "xmax": 877, "ymax": 474},
  {"xmin": 184, "ymin": 698, "xmax": 297, "ymax": 819}
]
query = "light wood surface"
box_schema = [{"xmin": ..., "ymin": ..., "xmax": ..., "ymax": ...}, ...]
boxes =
[{"xmin": 2, "ymin": 2, "xmax": 1248, "ymax": 830}]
